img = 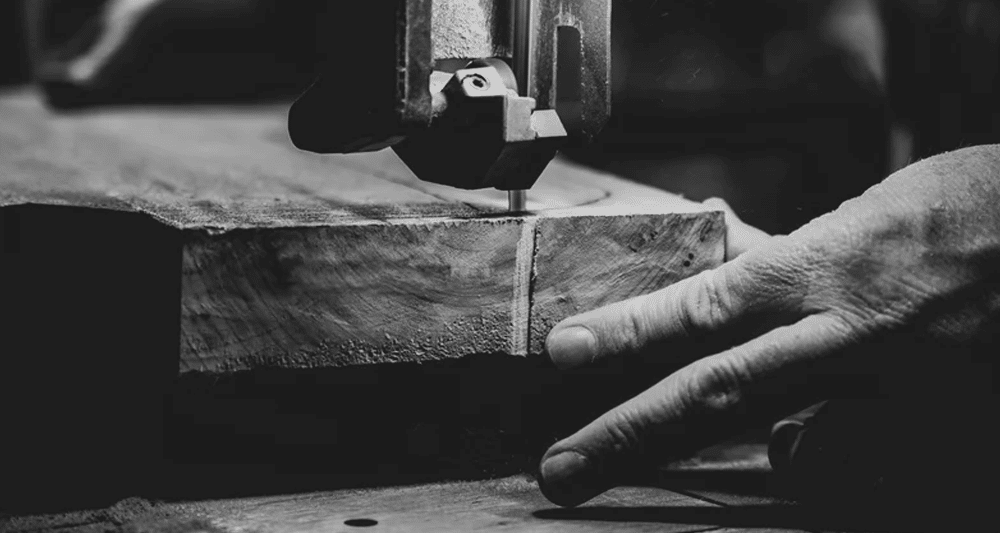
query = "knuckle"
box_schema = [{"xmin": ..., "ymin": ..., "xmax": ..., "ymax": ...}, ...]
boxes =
[
  {"xmin": 621, "ymin": 299, "xmax": 651, "ymax": 352},
  {"xmin": 677, "ymin": 269, "xmax": 735, "ymax": 334},
  {"xmin": 685, "ymin": 357, "xmax": 750, "ymax": 416},
  {"xmin": 826, "ymin": 271, "xmax": 933, "ymax": 333},
  {"xmin": 703, "ymin": 197, "xmax": 732, "ymax": 212},
  {"xmin": 743, "ymin": 244, "xmax": 810, "ymax": 307}
]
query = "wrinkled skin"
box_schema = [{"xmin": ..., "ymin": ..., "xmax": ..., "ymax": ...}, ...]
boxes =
[{"xmin": 539, "ymin": 145, "xmax": 1000, "ymax": 507}]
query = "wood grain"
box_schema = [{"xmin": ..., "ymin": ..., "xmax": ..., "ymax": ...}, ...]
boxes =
[
  {"xmin": 178, "ymin": 211, "xmax": 722, "ymax": 373},
  {"xmin": 0, "ymin": 88, "xmax": 696, "ymax": 219},
  {"xmin": 531, "ymin": 214, "xmax": 722, "ymax": 355},
  {"xmin": 0, "ymin": 88, "xmax": 725, "ymax": 373}
]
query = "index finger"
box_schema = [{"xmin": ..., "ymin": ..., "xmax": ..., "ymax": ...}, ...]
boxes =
[
  {"xmin": 545, "ymin": 248, "xmax": 800, "ymax": 370},
  {"xmin": 539, "ymin": 313, "xmax": 856, "ymax": 507}
]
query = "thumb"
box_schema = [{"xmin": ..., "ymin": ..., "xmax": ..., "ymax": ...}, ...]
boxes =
[{"xmin": 702, "ymin": 197, "xmax": 772, "ymax": 260}]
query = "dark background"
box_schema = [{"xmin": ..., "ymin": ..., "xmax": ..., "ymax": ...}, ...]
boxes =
[
  {"xmin": 3, "ymin": 1, "xmax": 999, "ymax": 234},
  {"xmin": 2, "ymin": 0, "xmax": 999, "ymax": 518}
]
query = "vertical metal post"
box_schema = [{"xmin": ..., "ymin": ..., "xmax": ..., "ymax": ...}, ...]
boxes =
[
  {"xmin": 507, "ymin": 189, "xmax": 527, "ymax": 212},
  {"xmin": 509, "ymin": 0, "xmax": 532, "ymax": 211},
  {"xmin": 512, "ymin": 0, "xmax": 532, "ymax": 97}
]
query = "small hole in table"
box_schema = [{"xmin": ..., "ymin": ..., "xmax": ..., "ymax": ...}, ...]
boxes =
[{"xmin": 344, "ymin": 518, "xmax": 378, "ymax": 527}]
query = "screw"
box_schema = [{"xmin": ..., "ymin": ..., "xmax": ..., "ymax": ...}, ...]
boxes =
[{"xmin": 463, "ymin": 74, "xmax": 490, "ymax": 92}]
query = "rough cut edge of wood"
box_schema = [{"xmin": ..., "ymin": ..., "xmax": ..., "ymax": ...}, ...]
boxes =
[
  {"xmin": 3, "ymin": 189, "xmax": 725, "ymax": 374},
  {"xmin": 177, "ymin": 211, "xmax": 725, "ymax": 374},
  {"xmin": 178, "ymin": 217, "xmax": 524, "ymax": 373}
]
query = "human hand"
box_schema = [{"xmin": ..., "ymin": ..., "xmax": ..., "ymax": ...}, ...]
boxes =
[{"xmin": 539, "ymin": 145, "xmax": 1000, "ymax": 506}]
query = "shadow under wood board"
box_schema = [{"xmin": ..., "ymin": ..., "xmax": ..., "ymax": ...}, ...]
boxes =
[{"xmin": 0, "ymin": 88, "xmax": 726, "ymax": 374}]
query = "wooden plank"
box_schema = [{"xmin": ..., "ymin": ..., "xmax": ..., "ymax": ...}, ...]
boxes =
[
  {"xmin": 177, "ymin": 210, "xmax": 721, "ymax": 372},
  {"xmin": 0, "ymin": 88, "xmax": 725, "ymax": 373},
  {"xmin": 2, "ymin": 476, "xmax": 723, "ymax": 533}
]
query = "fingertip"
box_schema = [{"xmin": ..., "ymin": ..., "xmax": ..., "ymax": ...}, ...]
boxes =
[
  {"xmin": 702, "ymin": 197, "xmax": 732, "ymax": 212},
  {"xmin": 538, "ymin": 449, "xmax": 605, "ymax": 507},
  {"xmin": 545, "ymin": 325, "xmax": 598, "ymax": 370}
]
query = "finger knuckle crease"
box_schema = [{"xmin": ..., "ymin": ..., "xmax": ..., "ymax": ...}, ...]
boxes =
[
  {"xmin": 625, "ymin": 301, "xmax": 649, "ymax": 351},
  {"xmin": 680, "ymin": 270, "xmax": 733, "ymax": 334},
  {"xmin": 600, "ymin": 409, "xmax": 643, "ymax": 454},
  {"xmin": 692, "ymin": 361, "xmax": 747, "ymax": 415}
]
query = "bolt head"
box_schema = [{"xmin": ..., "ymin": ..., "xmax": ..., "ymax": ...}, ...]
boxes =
[{"xmin": 463, "ymin": 74, "xmax": 490, "ymax": 92}]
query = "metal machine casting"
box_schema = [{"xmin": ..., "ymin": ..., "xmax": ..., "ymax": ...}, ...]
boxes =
[{"xmin": 287, "ymin": 0, "xmax": 612, "ymax": 210}]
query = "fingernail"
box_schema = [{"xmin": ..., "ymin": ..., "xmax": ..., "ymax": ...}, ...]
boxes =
[
  {"xmin": 546, "ymin": 326, "xmax": 597, "ymax": 369},
  {"xmin": 539, "ymin": 451, "xmax": 601, "ymax": 507}
]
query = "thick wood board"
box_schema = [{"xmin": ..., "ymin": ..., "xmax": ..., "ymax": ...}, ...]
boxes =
[{"xmin": 0, "ymin": 89, "xmax": 725, "ymax": 373}]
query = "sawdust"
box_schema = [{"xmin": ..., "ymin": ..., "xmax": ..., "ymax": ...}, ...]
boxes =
[{"xmin": 1, "ymin": 497, "xmax": 204, "ymax": 533}]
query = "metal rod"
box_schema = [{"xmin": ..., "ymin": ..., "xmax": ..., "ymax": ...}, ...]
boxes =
[
  {"xmin": 508, "ymin": 190, "xmax": 527, "ymax": 212},
  {"xmin": 509, "ymin": 0, "xmax": 532, "ymax": 213},
  {"xmin": 512, "ymin": 0, "xmax": 531, "ymax": 97}
]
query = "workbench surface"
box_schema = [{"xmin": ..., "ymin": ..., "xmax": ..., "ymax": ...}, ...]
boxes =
[{"xmin": 2, "ymin": 472, "xmax": 822, "ymax": 533}]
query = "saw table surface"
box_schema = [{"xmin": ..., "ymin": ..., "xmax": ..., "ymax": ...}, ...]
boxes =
[{"xmin": 2, "ymin": 473, "xmax": 817, "ymax": 533}]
